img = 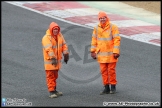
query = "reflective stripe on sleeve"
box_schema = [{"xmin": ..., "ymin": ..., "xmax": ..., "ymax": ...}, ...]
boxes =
[
  {"xmin": 43, "ymin": 44, "xmax": 52, "ymax": 49},
  {"xmin": 114, "ymin": 46, "xmax": 120, "ymax": 49},
  {"xmin": 48, "ymin": 52, "xmax": 54, "ymax": 57}
]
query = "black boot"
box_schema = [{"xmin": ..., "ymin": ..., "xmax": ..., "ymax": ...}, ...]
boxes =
[
  {"xmin": 110, "ymin": 85, "xmax": 116, "ymax": 94},
  {"xmin": 100, "ymin": 85, "xmax": 110, "ymax": 95},
  {"xmin": 49, "ymin": 91, "xmax": 58, "ymax": 98},
  {"xmin": 54, "ymin": 86, "xmax": 63, "ymax": 96}
]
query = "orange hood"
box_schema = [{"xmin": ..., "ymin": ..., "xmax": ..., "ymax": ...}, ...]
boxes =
[
  {"xmin": 98, "ymin": 11, "xmax": 110, "ymax": 28},
  {"xmin": 48, "ymin": 22, "xmax": 60, "ymax": 37}
]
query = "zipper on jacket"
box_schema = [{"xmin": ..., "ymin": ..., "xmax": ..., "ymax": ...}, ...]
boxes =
[{"xmin": 54, "ymin": 37, "xmax": 59, "ymax": 69}]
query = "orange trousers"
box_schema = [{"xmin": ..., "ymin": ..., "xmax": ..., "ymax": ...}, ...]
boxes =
[
  {"xmin": 99, "ymin": 62, "xmax": 117, "ymax": 86},
  {"xmin": 45, "ymin": 70, "xmax": 58, "ymax": 92}
]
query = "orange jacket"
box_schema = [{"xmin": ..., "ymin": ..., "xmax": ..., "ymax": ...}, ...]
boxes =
[
  {"xmin": 90, "ymin": 19, "xmax": 121, "ymax": 63},
  {"xmin": 42, "ymin": 22, "xmax": 68, "ymax": 70}
]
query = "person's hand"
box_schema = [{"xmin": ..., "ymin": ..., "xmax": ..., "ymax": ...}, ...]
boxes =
[
  {"xmin": 113, "ymin": 53, "xmax": 120, "ymax": 59},
  {"xmin": 51, "ymin": 58, "xmax": 58, "ymax": 66},
  {"xmin": 91, "ymin": 52, "xmax": 96, "ymax": 59},
  {"xmin": 64, "ymin": 53, "xmax": 69, "ymax": 64}
]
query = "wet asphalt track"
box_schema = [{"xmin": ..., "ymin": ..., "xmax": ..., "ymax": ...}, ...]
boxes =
[{"xmin": 1, "ymin": 2, "xmax": 161, "ymax": 107}]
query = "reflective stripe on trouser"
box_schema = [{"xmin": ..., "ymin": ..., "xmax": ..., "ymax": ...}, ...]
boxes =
[
  {"xmin": 45, "ymin": 70, "xmax": 58, "ymax": 92},
  {"xmin": 99, "ymin": 62, "xmax": 117, "ymax": 85}
]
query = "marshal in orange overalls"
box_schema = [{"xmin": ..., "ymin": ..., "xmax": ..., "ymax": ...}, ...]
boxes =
[
  {"xmin": 42, "ymin": 22, "xmax": 69, "ymax": 93},
  {"xmin": 90, "ymin": 11, "xmax": 121, "ymax": 94}
]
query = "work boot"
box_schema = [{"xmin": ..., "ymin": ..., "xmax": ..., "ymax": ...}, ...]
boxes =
[
  {"xmin": 55, "ymin": 90, "xmax": 63, "ymax": 96},
  {"xmin": 100, "ymin": 85, "xmax": 110, "ymax": 95},
  {"xmin": 55, "ymin": 86, "xmax": 63, "ymax": 96},
  {"xmin": 49, "ymin": 91, "xmax": 58, "ymax": 98},
  {"xmin": 110, "ymin": 85, "xmax": 116, "ymax": 94}
]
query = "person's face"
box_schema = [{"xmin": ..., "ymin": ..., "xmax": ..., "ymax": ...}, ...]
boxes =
[
  {"xmin": 99, "ymin": 16, "xmax": 107, "ymax": 24},
  {"xmin": 53, "ymin": 28, "xmax": 59, "ymax": 36}
]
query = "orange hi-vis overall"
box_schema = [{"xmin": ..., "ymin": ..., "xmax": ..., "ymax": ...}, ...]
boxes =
[
  {"xmin": 42, "ymin": 22, "xmax": 68, "ymax": 91},
  {"xmin": 90, "ymin": 19, "xmax": 121, "ymax": 85}
]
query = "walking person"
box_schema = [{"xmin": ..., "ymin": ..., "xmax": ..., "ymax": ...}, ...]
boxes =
[
  {"xmin": 42, "ymin": 22, "xmax": 69, "ymax": 98},
  {"xmin": 90, "ymin": 11, "xmax": 121, "ymax": 94}
]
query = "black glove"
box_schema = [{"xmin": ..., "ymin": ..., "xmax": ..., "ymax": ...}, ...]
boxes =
[
  {"xmin": 91, "ymin": 52, "xmax": 96, "ymax": 59},
  {"xmin": 64, "ymin": 53, "xmax": 69, "ymax": 64},
  {"xmin": 113, "ymin": 53, "xmax": 120, "ymax": 59},
  {"xmin": 51, "ymin": 58, "xmax": 58, "ymax": 66}
]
